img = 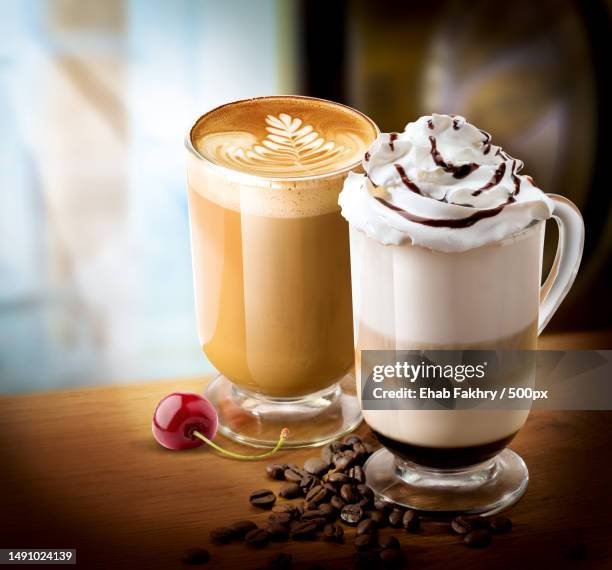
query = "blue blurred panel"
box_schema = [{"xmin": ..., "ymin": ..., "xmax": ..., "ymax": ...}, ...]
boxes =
[{"xmin": 0, "ymin": 0, "xmax": 282, "ymax": 393}]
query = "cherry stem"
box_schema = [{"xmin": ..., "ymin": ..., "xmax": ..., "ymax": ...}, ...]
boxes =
[{"xmin": 192, "ymin": 428, "xmax": 289, "ymax": 460}]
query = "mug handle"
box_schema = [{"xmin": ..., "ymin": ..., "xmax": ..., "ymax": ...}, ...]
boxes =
[{"xmin": 538, "ymin": 194, "xmax": 585, "ymax": 334}]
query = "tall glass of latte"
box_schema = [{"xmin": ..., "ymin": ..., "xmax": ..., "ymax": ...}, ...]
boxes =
[
  {"xmin": 186, "ymin": 96, "xmax": 378, "ymax": 447},
  {"xmin": 340, "ymin": 114, "xmax": 584, "ymax": 513}
]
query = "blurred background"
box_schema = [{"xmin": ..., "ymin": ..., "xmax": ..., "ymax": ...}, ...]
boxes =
[{"xmin": 0, "ymin": 0, "xmax": 610, "ymax": 393}]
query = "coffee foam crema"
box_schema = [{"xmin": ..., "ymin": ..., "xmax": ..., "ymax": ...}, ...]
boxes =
[
  {"xmin": 187, "ymin": 97, "xmax": 377, "ymax": 218},
  {"xmin": 191, "ymin": 96, "xmax": 375, "ymax": 177}
]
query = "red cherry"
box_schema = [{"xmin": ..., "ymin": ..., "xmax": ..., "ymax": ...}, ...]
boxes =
[{"xmin": 152, "ymin": 392, "xmax": 218, "ymax": 450}]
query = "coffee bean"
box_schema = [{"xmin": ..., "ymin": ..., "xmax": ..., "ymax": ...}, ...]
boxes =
[
  {"xmin": 451, "ymin": 514, "xmax": 487, "ymax": 535},
  {"xmin": 290, "ymin": 521, "xmax": 317, "ymax": 540},
  {"xmin": 268, "ymin": 512, "xmax": 292, "ymax": 526},
  {"xmin": 323, "ymin": 522, "xmax": 344, "ymax": 543},
  {"xmin": 305, "ymin": 485, "xmax": 328, "ymax": 506},
  {"xmin": 344, "ymin": 434, "xmax": 362, "ymax": 445},
  {"xmin": 450, "ymin": 515, "xmax": 471, "ymax": 534},
  {"xmin": 330, "ymin": 495, "xmax": 346, "ymax": 511},
  {"xmin": 301, "ymin": 509, "xmax": 326, "ymax": 522},
  {"xmin": 311, "ymin": 517, "xmax": 328, "ymax": 529},
  {"xmin": 209, "ymin": 526, "xmax": 233, "ymax": 544},
  {"xmin": 349, "ymin": 465, "xmax": 366, "ymax": 484},
  {"xmin": 266, "ymin": 463, "xmax": 287, "ymax": 480},
  {"xmin": 182, "ymin": 548, "xmax": 210, "ymax": 565},
  {"xmin": 272, "ymin": 504, "xmax": 297, "ymax": 517},
  {"xmin": 354, "ymin": 533, "xmax": 377, "ymax": 551},
  {"xmin": 295, "ymin": 501, "xmax": 305, "ymax": 516},
  {"xmin": 327, "ymin": 472, "xmax": 351, "ymax": 485},
  {"xmin": 334, "ymin": 451, "xmax": 355, "ymax": 471},
  {"xmin": 352, "ymin": 442, "xmax": 367, "ymax": 460},
  {"xmin": 341, "ymin": 503, "xmax": 364, "ymax": 525},
  {"xmin": 229, "ymin": 520, "xmax": 257, "ymax": 539},
  {"xmin": 268, "ymin": 552, "xmax": 293, "ymax": 570},
  {"xmin": 367, "ymin": 510, "xmax": 386, "ymax": 527},
  {"xmin": 353, "ymin": 550, "xmax": 379, "ymax": 569},
  {"xmin": 249, "ymin": 489, "xmax": 276, "ymax": 510},
  {"xmin": 266, "ymin": 523, "xmax": 290, "ymax": 541},
  {"xmin": 279, "ymin": 482, "xmax": 300, "ymax": 499},
  {"xmin": 464, "ymin": 528, "xmax": 492, "ymax": 548},
  {"xmin": 322, "ymin": 482, "xmax": 336, "ymax": 494},
  {"xmin": 489, "ymin": 516, "xmax": 512, "ymax": 534},
  {"xmin": 299, "ymin": 474, "xmax": 319, "ymax": 495},
  {"xmin": 301, "ymin": 510, "xmax": 327, "ymax": 529},
  {"xmin": 401, "ymin": 509, "xmax": 420, "ymax": 533},
  {"xmin": 388, "ymin": 508, "xmax": 404, "ymax": 528},
  {"xmin": 321, "ymin": 444, "xmax": 334, "ymax": 464},
  {"xmin": 357, "ymin": 498, "xmax": 371, "ymax": 510},
  {"xmin": 379, "ymin": 547, "xmax": 405, "ymax": 567},
  {"xmin": 245, "ymin": 527, "xmax": 269, "ymax": 547},
  {"xmin": 374, "ymin": 498, "xmax": 392, "ymax": 513},
  {"xmin": 304, "ymin": 457, "xmax": 329, "ymax": 477},
  {"xmin": 340, "ymin": 483, "xmax": 358, "ymax": 503},
  {"xmin": 318, "ymin": 502, "xmax": 335, "ymax": 520},
  {"xmin": 378, "ymin": 535, "xmax": 400, "ymax": 550},
  {"xmin": 363, "ymin": 435, "xmax": 380, "ymax": 454},
  {"xmin": 284, "ymin": 467, "xmax": 307, "ymax": 482},
  {"xmin": 356, "ymin": 518, "xmax": 377, "ymax": 536}
]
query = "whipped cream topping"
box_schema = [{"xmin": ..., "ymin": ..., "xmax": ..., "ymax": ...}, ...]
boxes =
[{"xmin": 339, "ymin": 114, "xmax": 554, "ymax": 252}]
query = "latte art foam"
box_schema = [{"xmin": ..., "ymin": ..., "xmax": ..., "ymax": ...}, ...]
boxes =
[
  {"xmin": 192, "ymin": 96, "xmax": 376, "ymax": 178},
  {"xmin": 339, "ymin": 114, "xmax": 554, "ymax": 252}
]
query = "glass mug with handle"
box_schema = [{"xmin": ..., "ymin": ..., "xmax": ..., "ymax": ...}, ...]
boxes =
[
  {"xmin": 185, "ymin": 96, "xmax": 378, "ymax": 447},
  {"xmin": 340, "ymin": 115, "xmax": 585, "ymax": 514}
]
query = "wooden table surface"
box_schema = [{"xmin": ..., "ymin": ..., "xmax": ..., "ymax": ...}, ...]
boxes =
[{"xmin": 1, "ymin": 331, "xmax": 611, "ymax": 569}]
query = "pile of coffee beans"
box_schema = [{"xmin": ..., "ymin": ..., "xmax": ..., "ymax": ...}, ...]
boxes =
[{"xmin": 185, "ymin": 433, "xmax": 514, "ymax": 567}]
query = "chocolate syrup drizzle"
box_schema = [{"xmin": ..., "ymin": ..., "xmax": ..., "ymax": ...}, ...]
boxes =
[
  {"xmin": 389, "ymin": 133, "xmax": 398, "ymax": 151},
  {"xmin": 429, "ymin": 136, "xmax": 479, "ymax": 179},
  {"xmin": 369, "ymin": 123, "xmax": 525, "ymax": 228},
  {"xmin": 394, "ymin": 164, "xmax": 422, "ymax": 194},
  {"xmin": 479, "ymin": 130, "xmax": 492, "ymax": 155},
  {"xmin": 375, "ymin": 196, "xmax": 511, "ymax": 229},
  {"xmin": 472, "ymin": 162, "xmax": 506, "ymax": 196},
  {"xmin": 510, "ymin": 160, "xmax": 521, "ymax": 196}
]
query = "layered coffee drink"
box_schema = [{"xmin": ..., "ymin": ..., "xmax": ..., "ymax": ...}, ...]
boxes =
[
  {"xmin": 188, "ymin": 97, "xmax": 377, "ymax": 398},
  {"xmin": 338, "ymin": 113, "xmax": 585, "ymax": 512},
  {"xmin": 350, "ymin": 224, "xmax": 542, "ymax": 468},
  {"xmin": 186, "ymin": 96, "xmax": 378, "ymax": 447}
]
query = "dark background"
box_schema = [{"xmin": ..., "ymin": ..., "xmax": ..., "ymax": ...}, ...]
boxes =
[{"xmin": 299, "ymin": 0, "xmax": 611, "ymax": 333}]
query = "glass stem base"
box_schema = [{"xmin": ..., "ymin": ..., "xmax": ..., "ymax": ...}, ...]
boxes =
[
  {"xmin": 364, "ymin": 447, "xmax": 529, "ymax": 516},
  {"xmin": 204, "ymin": 373, "xmax": 362, "ymax": 448}
]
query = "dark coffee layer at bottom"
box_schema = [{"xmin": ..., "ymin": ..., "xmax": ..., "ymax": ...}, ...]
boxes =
[{"xmin": 371, "ymin": 430, "xmax": 518, "ymax": 469}]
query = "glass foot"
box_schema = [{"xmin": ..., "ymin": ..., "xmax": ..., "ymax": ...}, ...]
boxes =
[
  {"xmin": 204, "ymin": 373, "xmax": 362, "ymax": 448},
  {"xmin": 364, "ymin": 448, "xmax": 528, "ymax": 516}
]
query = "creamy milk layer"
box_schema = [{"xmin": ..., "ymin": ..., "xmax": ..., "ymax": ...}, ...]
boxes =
[
  {"xmin": 339, "ymin": 113, "xmax": 554, "ymax": 252},
  {"xmin": 361, "ymin": 409, "xmax": 530, "ymax": 449},
  {"xmin": 349, "ymin": 223, "xmax": 543, "ymax": 345}
]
